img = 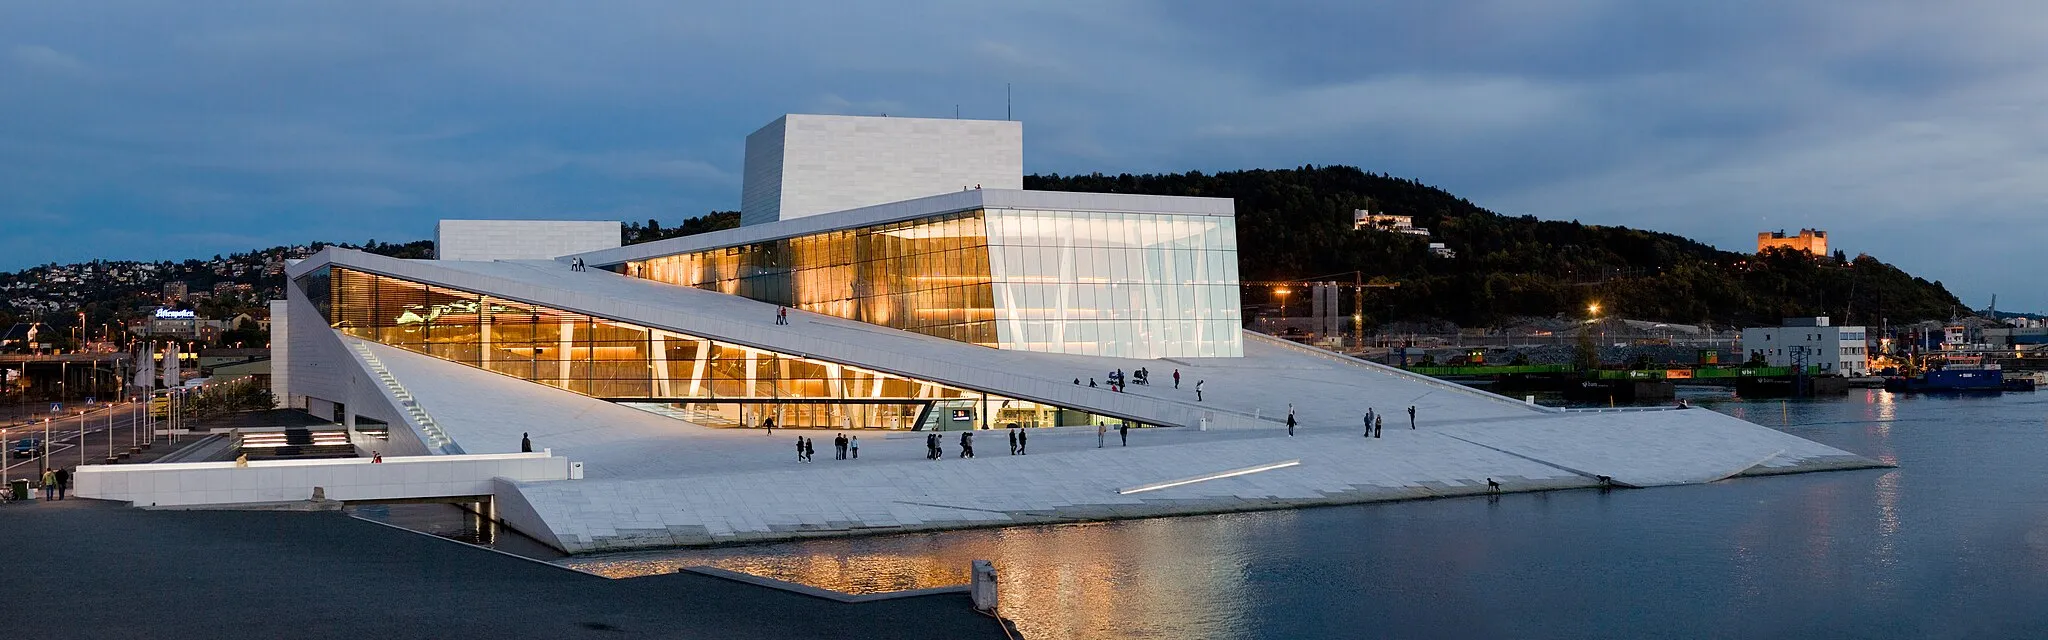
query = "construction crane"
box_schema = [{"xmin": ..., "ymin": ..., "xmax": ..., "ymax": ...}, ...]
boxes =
[{"xmin": 1240, "ymin": 271, "xmax": 1401, "ymax": 340}]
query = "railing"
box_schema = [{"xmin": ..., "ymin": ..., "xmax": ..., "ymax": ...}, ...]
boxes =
[{"xmin": 348, "ymin": 341, "xmax": 463, "ymax": 454}]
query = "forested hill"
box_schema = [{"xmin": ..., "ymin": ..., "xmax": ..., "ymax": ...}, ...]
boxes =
[{"xmin": 1027, "ymin": 166, "xmax": 1965, "ymax": 328}]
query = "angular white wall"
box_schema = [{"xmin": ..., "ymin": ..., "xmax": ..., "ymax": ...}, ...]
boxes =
[
  {"xmin": 435, "ymin": 220, "xmax": 622, "ymax": 261},
  {"xmin": 740, "ymin": 114, "xmax": 1023, "ymax": 226}
]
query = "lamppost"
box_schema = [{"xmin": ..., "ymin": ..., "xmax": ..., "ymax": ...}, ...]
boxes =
[
  {"xmin": 1274, "ymin": 287, "xmax": 1292, "ymax": 323},
  {"xmin": 78, "ymin": 409, "xmax": 86, "ymax": 467}
]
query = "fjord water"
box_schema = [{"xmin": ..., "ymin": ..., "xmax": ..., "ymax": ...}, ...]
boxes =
[{"xmin": 561, "ymin": 389, "xmax": 2048, "ymax": 639}]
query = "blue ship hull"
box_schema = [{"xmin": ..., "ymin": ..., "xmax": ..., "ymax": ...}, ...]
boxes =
[{"xmin": 1884, "ymin": 368, "xmax": 2006, "ymax": 392}]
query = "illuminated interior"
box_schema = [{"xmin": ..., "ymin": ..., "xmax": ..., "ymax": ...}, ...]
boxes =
[
  {"xmin": 299, "ymin": 266, "xmax": 1139, "ymax": 430},
  {"xmin": 621, "ymin": 208, "xmax": 1243, "ymax": 358}
]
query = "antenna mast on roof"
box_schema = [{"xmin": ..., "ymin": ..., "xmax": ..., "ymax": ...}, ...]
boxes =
[{"xmin": 1006, "ymin": 83, "xmax": 1011, "ymax": 121}]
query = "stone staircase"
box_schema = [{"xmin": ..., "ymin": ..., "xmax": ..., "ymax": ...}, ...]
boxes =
[{"xmin": 349, "ymin": 341, "xmax": 464, "ymax": 454}]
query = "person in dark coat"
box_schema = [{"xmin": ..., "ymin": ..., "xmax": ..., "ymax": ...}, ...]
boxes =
[
  {"xmin": 796, "ymin": 436, "xmax": 806, "ymax": 462},
  {"xmin": 521, "ymin": 432, "xmax": 533, "ymax": 453},
  {"xmin": 1009, "ymin": 428, "xmax": 1019, "ymax": 455},
  {"xmin": 803, "ymin": 437, "xmax": 815, "ymax": 462},
  {"xmin": 1286, "ymin": 407, "xmax": 1296, "ymax": 436},
  {"xmin": 1017, "ymin": 428, "xmax": 1028, "ymax": 455},
  {"xmin": 959, "ymin": 431, "xmax": 974, "ymax": 459},
  {"xmin": 55, "ymin": 467, "xmax": 70, "ymax": 500},
  {"xmin": 1408, "ymin": 405, "xmax": 1417, "ymax": 429},
  {"xmin": 1375, "ymin": 416, "xmax": 1383, "ymax": 438},
  {"xmin": 1119, "ymin": 422, "xmax": 1129, "ymax": 446}
]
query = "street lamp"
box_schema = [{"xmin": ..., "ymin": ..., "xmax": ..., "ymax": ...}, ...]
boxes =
[{"xmin": 1275, "ymin": 287, "xmax": 1292, "ymax": 319}]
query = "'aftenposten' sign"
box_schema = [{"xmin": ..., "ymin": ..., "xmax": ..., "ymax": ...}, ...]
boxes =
[{"xmin": 153, "ymin": 309, "xmax": 197, "ymax": 319}]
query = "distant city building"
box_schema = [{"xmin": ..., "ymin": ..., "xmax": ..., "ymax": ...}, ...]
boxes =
[
  {"xmin": 212, "ymin": 282, "xmax": 255, "ymax": 296},
  {"xmin": 163, "ymin": 281, "xmax": 188, "ymax": 303},
  {"xmin": 1353, "ymin": 211, "xmax": 1431, "ymax": 237},
  {"xmin": 131, "ymin": 309, "xmax": 226, "ymax": 341},
  {"xmin": 1757, "ymin": 229, "xmax": 1828, "ymax": 256},
  {"xmin": 1741, "ymin": 316, "xmax": 1868, "ymax": 376}
]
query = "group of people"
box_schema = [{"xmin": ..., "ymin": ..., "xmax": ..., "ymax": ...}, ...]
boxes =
[
  {"xmin": 1077, "ymin": 368, "xmax": 1203, "ymax": 401},
  {"xmin": 1096, "ymin": 421, "xmax": 1130, "ymax": 448},
  {"xmin": 1282, "ymin": 405, "xmax": 1419, "ymax": 438},
  {"xmin": 568, "ymin": 257, "xmax": 589, "ymax": 272},
  {"xmin": 794, "ymin": 433, "xmax": 861, "ymax": 462},
  {"xmin": 926, "ymin": 431, "xmax": 975, "ymax": 459}
]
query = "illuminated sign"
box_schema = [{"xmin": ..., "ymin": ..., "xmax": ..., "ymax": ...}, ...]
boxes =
[{"xmin": 154, "ymin": 309, "xmax": 197, "ymax": 319}]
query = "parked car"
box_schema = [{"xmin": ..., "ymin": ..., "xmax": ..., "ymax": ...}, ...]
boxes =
[{"xmin": 12, "ymin": 438, "xmax": 41, "ymax": 459}]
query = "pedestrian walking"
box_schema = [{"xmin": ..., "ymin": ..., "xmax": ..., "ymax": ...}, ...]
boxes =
[
  {"xmin": 805, "ymin": 437, "xmax": 816, "ymax": 462},
  {"xmin": 1009, "ymin": 427, "xmax": 1019, "ymax": 455},
  {"xmin": 1097, "ymin": 423, "xmax": 1106, "ymax": 448},
  {"xmin": 1089, "ymin": 378, "xmax": 1098, "ymax": 388},
  {"xmin": 1363, "ymin": 410, "xmax": 1372, "ymax": 438},
  {"xmin": 1173, "ymin": 368, "xmax": 1181, "ymax": 389},
  {"xmin": 1119, "ymin": 422, "xmax": 1129, "ymax": 446},
  {"xmin": 1375, "ymin": 415, "xmax": 1383, "ymax": 438},
  {"xmin": 850, "ymin": 436, "xmax": 859, "ymax": 459},
  {"xmin": 56, "ymin": 467, "xmax": 69, "ymax": 500},
  {"xmin": 1195, "ymin": 380, "xmax": 1205, "ymax": 402},
  {"xmin": 764, "ymin": 416, "xmax": 776, "ymax": 435},
  {"xmin": 775, "ymin": 306, "xmax": 788, "ymax": 325},
  {"xmin": 959, "ymin": 431, "xmax": 974, "ymax": 459},
  {"xmin": 1017, "ymin": 428, "xmax": 1028, "ymax": 455},
  {"xmin": 796, "ymin": 436, "xmax": 806, "ymax": 462},
  {"xmin": 1408, "ymin": 405, "xmax": 1417, "ymax": 429},
  {"xmin": 41, "ymin": 468, "xmax": 56, "ymax": 501},
  {"xmin": 521, "ymin": 432, "xmax": 532, "ymax": 453},
  {"xmin": 1287, "ymin": 404, "xmax": 1296, "ymax": 436}
]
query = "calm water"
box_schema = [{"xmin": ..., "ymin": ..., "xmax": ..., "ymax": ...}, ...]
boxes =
[{"xmin": 555, "ymin": 389, "xmax": 2048, "ymax": 639}]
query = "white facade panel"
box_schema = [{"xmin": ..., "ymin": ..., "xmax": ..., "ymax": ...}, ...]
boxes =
[
  {"xmin": 435, "ymin": 220, "xmax": 622, "ymax": 261},
  {"xmin": 739, "ymin": 114, "xmax": 1022, "ymax": 226}
]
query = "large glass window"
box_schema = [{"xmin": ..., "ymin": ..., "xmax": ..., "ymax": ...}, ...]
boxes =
[
  {"xmin": 317, "ymin": 267, "xmax": 1135, "ymax": 430},
  {"xmin": 983, "ymin": 210, "xmax": 1243, "ymax": 358},
  {"xmin": 622, "ymin": 208, "xmax": 1243, "ymax": 359}
]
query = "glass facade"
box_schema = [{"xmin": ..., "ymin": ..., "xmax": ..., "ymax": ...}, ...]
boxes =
[
  {"xmin": 627, "ymin": 211, "xmax": 996, "ymax": 346},
  {"xmin": 985, "ymin": 209, "xmax": 1241, "ymax": 358},
  {"xmin": 622, "ymin": 208, "xmax": 1242, "ymax": 358},
  {"xmin": 310, "ymin": 266, "xmax": 1133, "ymax": 431}
]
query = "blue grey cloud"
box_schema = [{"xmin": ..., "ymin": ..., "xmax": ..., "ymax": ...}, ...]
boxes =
[{"xmin": 2, "ymin": 1, "xmax": 2043, "ymax": 310}]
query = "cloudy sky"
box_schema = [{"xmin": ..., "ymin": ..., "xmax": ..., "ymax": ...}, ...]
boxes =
[{"xmin": 4, "ymin": 1, "xmax": 2044, "ymax": 310}]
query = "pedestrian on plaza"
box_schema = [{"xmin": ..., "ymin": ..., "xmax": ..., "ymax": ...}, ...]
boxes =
[
  {"xmin": 1097, "ymin": 423, "xmax": 1106, "ymax": 448},
  {"xmin": 1017, "ymin": 428, "xmax": 1028, "ymax": 455},
  {"xmin": 1074, "ymin": 378, "xmax": 1081, "ymax": 385},
  {"xmin": 796, "ymin": 436, "xmax": 806, "ymax": 462},
  {"xmin": 521, "ymin": 432, "xmax": 532, "ymax": 453},
  {"xmin": 1408, "ymin": 406, "xmax": 1417, "ymax": 429},
  {"xmin": 1173, "ymin": 368, "xmax": 1181, "ymax": 389},
  {"xmin": 776, "ymin": 306, "xmax": 789, "ymax": 325},
  {"xmin": 1009, "ymin": 427, "xmax": 1019, "ymax": 455},
  {"xmin": 805, "ymin": 437, "xmax": 816, "ymax": 462},
  {"xmin": 835, "ymin": 433, "xmax": 846, "ymax": 460},
  {"xmin": 1195, "ymin": 380, "xmax": 1205, "ymax": 402},
  {"xmin": 850, "ymin": 436, "xmax": 859, "ymax": 459},
  {"xmin": 41, "ymin": 468, "xmax": 57, "ymax": 501},
  {"xmin": 1119, "ymin": 422, "xmax": 1129, "ymax": 446},
  {"xmin": 960, "ymin": 431, "xmax": 974, "ymax": 459},
  {"xmin": 1287, "ymin": 404, "xmax": 1296, "ymax": 436},
  {"xmin": 1375, "ymin": 415, "xmax": 1383, "ymax": 438},
  {"xmin": 55, "ymin": 467, "xmax": 70, "ymax": 500},
  {"xmin": 764, "ymin": 416, "xmax": 776, "ymax": 435},
  {"xmin": 1089, "ymin": 378, "xmax": 1098, "ymax": 388},
  {"xmin": 372, "ymin": 451, "xmax": 383, "ymax": 463}
]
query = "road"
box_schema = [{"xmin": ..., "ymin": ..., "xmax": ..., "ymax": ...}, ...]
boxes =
[{"xmin": 0, "ymin": 401, "xmax": 175, "ymax": 480}]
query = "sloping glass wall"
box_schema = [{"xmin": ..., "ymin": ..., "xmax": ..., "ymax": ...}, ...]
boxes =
[{"xmin": 314, "ymin": 266, "xmax": 1130, "ymax": 430}]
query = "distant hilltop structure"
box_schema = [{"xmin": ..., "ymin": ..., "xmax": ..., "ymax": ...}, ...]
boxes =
[
  {"xmin": 1353, "ymin": 211, "xmax": 1431, "ymax": 237},
  {"xmin": 1758, "ymin": 229, "xmax": 1827, "ymax": 256}
]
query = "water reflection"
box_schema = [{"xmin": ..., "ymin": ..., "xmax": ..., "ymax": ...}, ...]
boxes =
[{"xmin": 543, "ymin": 392, "xmax": 2048, "ymax": 638}]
